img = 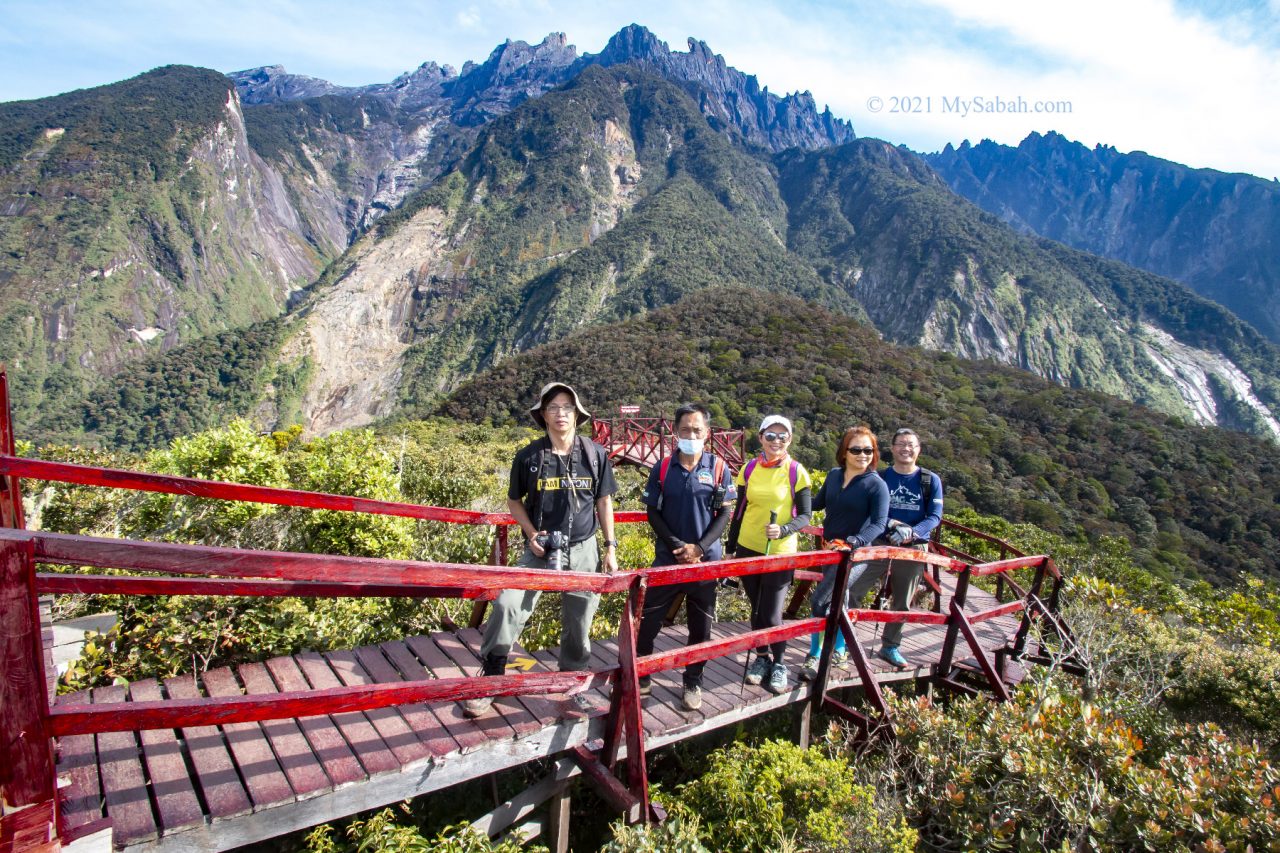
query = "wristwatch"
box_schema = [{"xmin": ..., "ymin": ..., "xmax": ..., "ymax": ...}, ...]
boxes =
[{"xmin": 602, "ymin": 539, "xmax": 619, "ymax": 548}]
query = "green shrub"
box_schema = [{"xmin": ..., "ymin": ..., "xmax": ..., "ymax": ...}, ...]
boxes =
[
  {"xmin": 601, "ymin": 812, "xmax": 710, "ymax": 853},
  {"xmin": 888, "ymin": 683, "xmax": 1280, "ymax": 851},
  {"xmin": 302, "ymin": 807, "xmax": 544, "ymax": 852},
  {"xmin": 668, "ymin": 739, "xmax": 915, "ymax": 852}
]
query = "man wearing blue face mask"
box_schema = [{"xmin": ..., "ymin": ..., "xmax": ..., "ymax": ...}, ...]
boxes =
[{"xmin": 634, "ymin": 403, "xmax": 737, "ymax": 711}]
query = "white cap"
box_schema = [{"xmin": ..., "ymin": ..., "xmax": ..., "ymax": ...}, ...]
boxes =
[{"xmin": 758, "ymin": 414, "xmax": 793, "ymax": 434}]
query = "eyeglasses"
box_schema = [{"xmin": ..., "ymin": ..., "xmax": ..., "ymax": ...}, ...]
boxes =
[
  {"xmin": 762, "ymin": 432, "xmax": 790, "ymax": 442},
  {"xmin": 544, "ymin": 405, "xmax": 576, "ymax": 415},
  {"xmin": 848, "ymin": 447, "xmax": 875, "ymax": 455},
  {"xmin": 893, "ymin": 442, "xmax": 919, "ymax": 450}
]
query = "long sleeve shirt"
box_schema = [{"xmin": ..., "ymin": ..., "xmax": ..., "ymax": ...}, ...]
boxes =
[{"xmin": 812, "ymin": 468, "xmax": 889, "ymax": 547}]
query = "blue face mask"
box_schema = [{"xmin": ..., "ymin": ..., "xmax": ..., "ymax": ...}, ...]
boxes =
[{"xmin": 677, "ymin": 437, "xmax": 704, "ymax": 456}]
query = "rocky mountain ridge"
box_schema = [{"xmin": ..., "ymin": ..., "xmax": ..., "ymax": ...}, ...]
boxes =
[
  {"xmin": 927, "ymin": 131, "xmax": 1280, "ymax": 343},
  {"xmin": 231, "ymin": 25, "xmax": 854, "ymax": 153}
]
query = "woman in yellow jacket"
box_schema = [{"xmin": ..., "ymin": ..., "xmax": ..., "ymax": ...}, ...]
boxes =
[{"xmin": 730, "ymin": 415, "xmax": 812, "ymax": 694}]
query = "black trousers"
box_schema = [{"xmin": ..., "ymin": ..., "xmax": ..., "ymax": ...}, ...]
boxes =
[
  {"xmin": 635, "ymin": 579, "xmax": 717, "ymax": 687},
  {"xmin": 737, "ymin": 546, "xmax": 794, "ymax": 663}
]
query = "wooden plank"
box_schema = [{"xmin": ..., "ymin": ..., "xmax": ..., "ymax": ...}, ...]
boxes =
[
  {"xmin": 162, "ymin": 674, "xmax": 252, "ymax": 820},
  {"xmin": 36, "ymin": 574, "xmax": 478, "ymax": 600},
  {"xmin": 15, "ymin": 530, "xmax": 625, "ymax": 595},
  {"xmin": 469, "ymin": 758, "xmax": 575, "ymax": 839},
  {"xmin": 52, "ymin": 690, "xmax": 105, "ymax": 839},
  {"xmin": 91, "ymin": 685, "xmax": 158, "ymax": 845},
  {"xmin": 432, "ymin": 633, "xmax": 542, "ymax": 737},
  {"xmin": 404, "ymin": 635, "xmax": 518, "ymax": 744},
  {"xmin": 198, "ymin": 667, "xmax": 295, "ymax": 809},
  {"xmin": 293, "ymin": 652, "xmax": 400, "ymax": 777},
  {"xmin": 262, "ymin": 656, "xmax": 365, "ymax": 788},
  {"xmin": 237, "ymin": 662, "xmax": 332, "ymax": 799},
  {"xmin": 126, "ymin": 680, "xmax": 205, "ymax": 834},
  {"xmin": 326, "ymin": 650, "xmax": 431, "ymax": 766},
  {"xmin": 0, "ymin": 455, "xmax": 505, "ymax": 527},
  {"xmin": 51, "ymin": 667, "xmax": 595, "ymax": 736},
  {"xmin": 455, "ymin": 629, "xmax": 566, "ymax": 726},
  {"xmin": 39, "ymin": 598, "xmax": 55, "ymax": 709},
  {"xmin": 0, "ymin": 798, "xmax": 54, "ymax": 852},
  {"xmin": 379, "ymin": 640, "xmax": 490, "ymax": 754},
  {"xmin": 352, "ymin": 645, "xmax": 462, "ymax": 758}
]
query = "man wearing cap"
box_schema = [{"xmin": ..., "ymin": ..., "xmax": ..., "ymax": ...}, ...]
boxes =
[{"xmin": 463, "ymin": 382, "xmax": 619, "ymax": 718}]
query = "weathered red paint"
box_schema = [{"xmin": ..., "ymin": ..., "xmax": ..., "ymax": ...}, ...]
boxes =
[
  {"xmin": 47, "ymin": 670, "xmax": 598, "ymax": 736},
  {"xmin": 34, "ymin": 573, "xmax": 484, "ymax": 599},
  {"xmin": 0, "ymin": 539, "xmax": 55, "ymax": 806}
]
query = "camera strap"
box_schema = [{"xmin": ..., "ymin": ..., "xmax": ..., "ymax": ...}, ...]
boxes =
[{"xmin": 533, "ymin": 436, "xmax": 582, "ymax": 545}]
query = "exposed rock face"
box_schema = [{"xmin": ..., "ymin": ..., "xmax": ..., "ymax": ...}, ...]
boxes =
[
  {"xmin": 0, "ymin": 67, "xmax": 330, "ymax": 425},
  {"xmin": 283, "ymin": 209, "xmax": 451, "ymax": 434},
  {"xmin": 777, "ymin": 139, "xmax": 1280, "ymax": 436},
  {"xmin": 231, "ymin": 25, "xmax": 853, "ymax": 154},
  {"xmin": 229, "ymin": 65, "xmax": 353, "ymax": 104},
  {"xmin": 927, "ymin": 132, "xmax": 1280, "ymax": 343},
  {"xmin": 589, "ymin": 24, "xmax": 854, "ymax": 152}
]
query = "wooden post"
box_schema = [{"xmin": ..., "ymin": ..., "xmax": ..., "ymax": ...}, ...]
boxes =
[
  {"xmin": 810, "ymin": 551, "xmax": 852, "ymax": 711},
  {"xmin": 615, "ymin": 577, "xmax": 648, "ymax": 820},
  {"xmin": 1010, "ymin": 558, "xmax": 1050, "ymax": 658},
  {"xmin": 0, "ymin": 369, "xmax": 25, "ymax": 531},
  {"xmin": 936, "ymin": 565, "xmax": 971, "ymax": 679},
  {"xmin": 0, "ymin": 537, "xmax": 56, "ymax": 809},
  {"xmin": 547, "ymin": 783, "xmax": 570, "ymax": 853},
  {"xmin": 792, "ymin": 699, "xmax": 812, "ymax": 749},
  {"xmin": 469, "ymin": 526, "xmax": 509, "ymax": 629}
]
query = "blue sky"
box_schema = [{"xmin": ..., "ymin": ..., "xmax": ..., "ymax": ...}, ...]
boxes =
[{"xmin": 1, "ymin": 0, "xmax": 1277, "ymax": 178}]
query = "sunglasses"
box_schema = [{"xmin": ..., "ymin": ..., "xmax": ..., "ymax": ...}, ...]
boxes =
[
  {"xmin": 762, "ymin": 432, "xmax": 790, "ymax": 442},
  {"xmin": 848, "ymin": 446, "xmax": 875, "ymax": 455}
]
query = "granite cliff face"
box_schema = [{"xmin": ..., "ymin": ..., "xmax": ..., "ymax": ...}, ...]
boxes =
[
  {"xmin": 927, "ymin": 132, "xmax": 1280, "ymax": 343},
  {"xmin": 778, "ymin": 139, "xmax": 1280, "ymax": 439},
  {"xmin": 0, "ymin": 67, "xmax": 328, "ymax": 427}
]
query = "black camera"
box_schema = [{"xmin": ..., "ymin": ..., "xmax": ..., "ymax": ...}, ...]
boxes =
[{"xmin": 535, "ymin": 530, "xmax": 570, "ymax": 570}]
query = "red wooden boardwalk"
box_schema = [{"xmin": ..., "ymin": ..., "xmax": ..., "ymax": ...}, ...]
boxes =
[{"xmin": 51, "ymin": 573, "xmax": 1021, "ymax": 852}]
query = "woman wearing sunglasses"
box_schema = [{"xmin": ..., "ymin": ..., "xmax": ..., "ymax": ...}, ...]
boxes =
[
  {"xmin": 729, "ymin": 415, "xmax": 813, "ymax": 694},
  {"xmin": 799, "ymin": 425, "xmax": 889, "ymax": 681}
]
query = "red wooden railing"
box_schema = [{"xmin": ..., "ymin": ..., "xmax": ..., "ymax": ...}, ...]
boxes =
[
  {"xmin": 592, "ymin": 417, "xmax": 746, "ymax": 473},
  {"xmin": 0, "ymin": 368, "xmax": 1078, "ymax": 847}
]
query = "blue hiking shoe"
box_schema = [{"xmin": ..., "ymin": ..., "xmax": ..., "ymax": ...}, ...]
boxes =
[
  {"xmin": 745, "ymin": 655, "xmax": 770, "ymax": 686},
  {"xmin": 878, "ymin": 645, "xmax": 909, "ymax": 668},
  {"xmin": 766, "ymin": 662, "xmax": 789, "ymax": 694}
]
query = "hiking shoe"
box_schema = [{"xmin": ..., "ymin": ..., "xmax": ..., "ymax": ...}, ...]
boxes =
[
  {"xmin": 461, "ymin": 695, "xmax": 494, "ymax": 718},
  {"xmin": 638, "ymin": 676, "xmax": 652, "ymax": 696},
  {"xmin": 766, "ymin": 662, "xmax": 789, "ymax": 694},
  {"xmin": 878, "ymin": 645, "xmax": 909, "ymax": 668},
  {"xmin": 831, "ymin": 650, "xmax": 849, "ymax": 666},
  {"xmin": 681, "ymin": 684, "xmax": 703, "ymax": 711},
  {"xmin": 799, "ymin": 654, "xmax": 820, "ymax": 681},
  {"xmin": 745, "ymin": 655, "xmax": 770, "ymax": 685}
]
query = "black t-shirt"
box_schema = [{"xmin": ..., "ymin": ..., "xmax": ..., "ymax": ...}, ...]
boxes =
[{"xmin": 508, "ymin": 437, "xmax": 618, "ymax": 543}]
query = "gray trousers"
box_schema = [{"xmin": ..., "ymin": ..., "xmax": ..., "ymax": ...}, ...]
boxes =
[
  {"xmin": 810, "ymin": 544, "xmax": 928, "ymax": 646},
  {"xmin": 479, "ymin": 538, "xmax": 601, "ymax": 671}
]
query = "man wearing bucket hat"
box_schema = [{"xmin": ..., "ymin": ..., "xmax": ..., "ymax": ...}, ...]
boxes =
[{"xmin": 463, "ymin": 382, "xmax": 619, "ymax": 718}]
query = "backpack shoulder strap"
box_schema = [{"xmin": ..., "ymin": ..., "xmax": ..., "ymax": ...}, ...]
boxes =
[
  {"xmin": 787, "ymin": 459, "xmax": 800, "ymax": 517},
  {"xmin": 658, "ymin": 456, "xmax": 672, "ymax": 487},
  {"xmin": 917, "ymin": 466, "xmax": 934, "ymax": 506}
]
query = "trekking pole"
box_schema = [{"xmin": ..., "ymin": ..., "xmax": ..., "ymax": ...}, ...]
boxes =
[{"xmin": 740, "ymin": 511, "xmax": 778, "ymax": 697}]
